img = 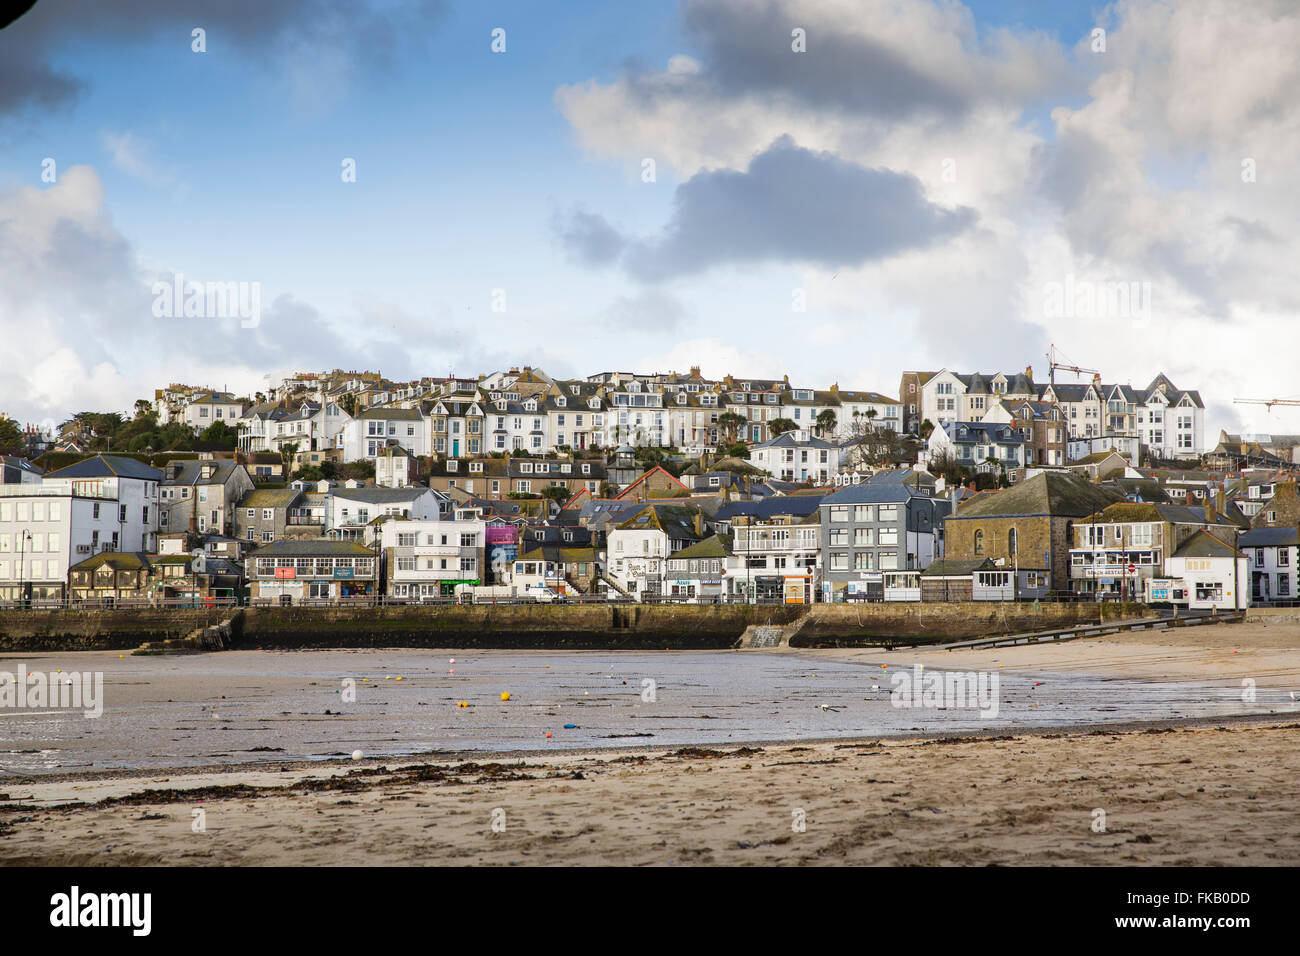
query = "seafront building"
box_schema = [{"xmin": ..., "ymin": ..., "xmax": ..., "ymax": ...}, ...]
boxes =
[{"xmin": 0, "ymin": 363, "xmax": 1283, "ymax": 609}]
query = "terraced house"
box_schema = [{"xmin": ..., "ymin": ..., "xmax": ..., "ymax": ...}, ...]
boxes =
[
  {"xmin": 159, "ymin": 459, "xmax": 254, "ymax": 536},
  {"xmin": 1068, "ymin": 501, "xmax": 1242, "ymax": 600}
]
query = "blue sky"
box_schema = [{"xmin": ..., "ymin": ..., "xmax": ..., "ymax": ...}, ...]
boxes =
[{"xmin": 3, "ymin": 0, "xmax": 1300, "ymax": 438}]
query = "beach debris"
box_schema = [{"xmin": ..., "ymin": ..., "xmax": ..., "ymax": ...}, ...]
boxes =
[
  {"xmin": 351, "ymin": 750, "xmax": 363, "ymax": 760},
  {"xmin": 818, "ymin": 704, "xmax": 845, "ymax": 712},
  {"xmin": 545, "ymin": 732, "xmax": 552, "ymax": 738},
  {"xmin": 449, "ymin": 669, "xmax": 455, "ymax": 675},
  {"xmin": 450, "ymin": 658, "xmax": 455, "ymax": 664},
  {"xmin": 563, "ymin": 723, "xmax": 577, "ymax": 729},
  {"xmin": 500, "ymin": 691, "xmax": 511, "ymax": 701}
]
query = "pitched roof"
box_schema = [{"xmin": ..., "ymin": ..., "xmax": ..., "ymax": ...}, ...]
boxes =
[
  {"xmin": 670, "ymin": 533, "xmax": 734, "ymax": 559},
  {"xmin": 247, "ymin": 541, "xmax": 376, "ymax": 556},
  {"xmin": 1172, "ymin": 529, "xmax": 1245, "ymax": 560},
  {"xmin": 45, "ymin": 454, "xmax": 163, "ymax": 481},
  {"xmin": 1238, "ymin": 526, "xmax": 1300, "ymax": 548},
  {"xmin": 952, "ymin": 472, "xmax": 1122, "ymax": 519}
]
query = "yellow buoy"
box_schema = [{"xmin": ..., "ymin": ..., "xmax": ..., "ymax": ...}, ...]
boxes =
[{"xmin": 501, "ymin": 691, "xmax": 511, "ymax": 701}]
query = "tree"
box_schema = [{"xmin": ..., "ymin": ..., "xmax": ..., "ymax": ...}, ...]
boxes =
[
  {"xmin": 199, "ymin": 420, "xmax": 237, "ymax": 447},
  {"xmin": 0, "ymin": 415, "xmax": 22, "ymax": 451},
  {"xmin": 539, "ymin": 485, "xmax": 570, "ymax": 505},
  {"xmin": 768, "ymin": 417, "xmax": 797, "ymax": 436},
  {"xmin": 845, "ymin": 417, "xmax": 907, "ymax": 468},
  {"xmin": 918, "ymin": 418, "xmax": 935, "ymax": 441},
  {"xmin": 723, "ymin": 443, "xmax": 750, "ymax": 459},
  {"xmin": 280, "ymin": 441, "xmax": 300, "ymax": 477},
  {"xmin": 928, "ymin": 448, "xmax": 969, "ymax": 487},
  {"xmin": 815, "ymin": 409, "xmax": 837, "ymax": 437},
  {"xmin": 133, "ymin": 399, "xmax": 153, "ymax": 419},
  {"xmin": 717, "ymin": 411, "xmax": 747, "ymax": 445}
]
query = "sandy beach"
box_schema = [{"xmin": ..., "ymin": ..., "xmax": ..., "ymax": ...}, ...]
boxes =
[{"xmin": 0, "ymin": 619, "xmax": 1296, "ymax": 866}]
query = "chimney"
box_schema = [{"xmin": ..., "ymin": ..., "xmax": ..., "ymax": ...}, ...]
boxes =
[
  {"xmin": 1092, "ymin": 373, "xmax": 1101, "ymax": 386},
  {"xmin": 1204, "ymin": 499, "xmax": 1217, "ymax": 524},
  {"xmin": 1025, "ymin": 365, "xmax": 1033, "ymax": 379},
  {"xmin": 1278, "ymin": 481, "xmax": 1298, "ymax": 499},
  {"xmin": 694, "ymin": 512, "xmax": 704, "ymax": 537}
]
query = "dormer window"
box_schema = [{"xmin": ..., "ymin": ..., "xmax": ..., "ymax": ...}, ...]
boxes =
[
  {"xmin": 570, "ymin": 385, "xmax": 579, "ymax": 395},
  {"xmin": 447, "ymin": 460, "xmax": 458, "ymax": 471},
  {"xmin": 469, "ymin": 462, "xmax": 483, "ymax": 473},
  {"xmin": 676, "ymin": 394, "xmax": 687, "ymax": 404},
  {"xmin": 521, "ymin": 463, "xmax": 533, "ymax": 473},
  {"xmin": 588, "ymin": 398, "xmax": 600, "ymax": 409},
  {"xmin": 561, "ymin": 464, "xmax": 571, "ymax": 473},
  {"xmin": 556, "ymin": 396, "xmax": 566, "ymax": 407}
]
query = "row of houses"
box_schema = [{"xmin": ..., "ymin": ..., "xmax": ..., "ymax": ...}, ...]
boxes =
[{"xmin": 4, "ymin": 445, "xmax": 1297, "ymax": 611}]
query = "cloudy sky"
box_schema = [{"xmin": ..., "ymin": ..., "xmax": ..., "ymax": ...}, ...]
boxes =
[{"xmin": 2, "ymin": 0, "xmax": 1299, "ymax": 440}]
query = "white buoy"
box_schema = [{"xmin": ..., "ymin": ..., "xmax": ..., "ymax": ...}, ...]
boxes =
[{"xmin": 351, "ymin": 750, "xmax": 363, "ymax": 761}]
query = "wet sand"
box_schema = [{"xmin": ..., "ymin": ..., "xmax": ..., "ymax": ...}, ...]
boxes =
[
  {"xmin": 0, "ymin": 719, "xmax": 1295, "ymax": 865},
  {"xmin": 0, "ymin": 619, "xmax": 1296, "ymax": 865}
]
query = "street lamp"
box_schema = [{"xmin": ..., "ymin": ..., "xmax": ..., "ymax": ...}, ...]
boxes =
[{"xmin": 16, "ymin": 529, "xmax": 32, "ymax": 609}]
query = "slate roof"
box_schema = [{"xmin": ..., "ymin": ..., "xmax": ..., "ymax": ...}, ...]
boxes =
[
  {"xmin": 1172, "ymin": 530, "xmax": 1244, "ymax": 560},
  {"xmin": 1239, "ymin": 526, "xmax": 1300, "ymax": 548},
  {"xmin": 248, "ymin": 541, "xmax": 376, "ymax": 556},
  {"xmin": 239, "ymin": 488, "xmax": 303, "ymax": 509},
  {"xmin": 669, "ymin": 533, "xmax": 734, "ymax": 560},
  {"xmin": 953, "ymin": 472, "xmax": 1123, "ymax": 519},
  {"xmin": 46, "ymin": 455, "xmax": 163, "ymax": 481}
]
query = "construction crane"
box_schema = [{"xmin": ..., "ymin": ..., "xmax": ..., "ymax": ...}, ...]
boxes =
[
  {"xmin": 1045, "ymin": 344, "xmax": 1099, "ymax": 387},
  {"xmin": 1233, "ymin": 397, "xmax": 1300, "ymax": 411}
]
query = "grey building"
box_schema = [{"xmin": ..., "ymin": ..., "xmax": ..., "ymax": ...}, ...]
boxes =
[
  {"xmin": 234, "ymin": 487, "xmax": 307, "ymax": 545},
  {"xmin": 159, "ymin": 459, "xmax": 255, "ymax": 537},
  {"xmin": 818, "ymin": 473, "xmax": 953, "ymax": 601}
]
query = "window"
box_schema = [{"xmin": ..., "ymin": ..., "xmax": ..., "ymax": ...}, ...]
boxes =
[
  {"xmin": 854, "ymin": 552, "xmax": 873, "ymax": 571},
  {"xmin": 974, "ymin": 530, "xmax": 984, "ymax": 554},
  {"xmin": 831, "ymin": 552, "xmax": 848, "ymax": 571},
  {"xmin": 854, "ymin": 504, "xmax": 874, "ymax": 522},
  {"xmin": 829, "ymin": 505, "xmax": 849, "ymax": 523},
  {"xmin": 854, "ymin": 527, "xmax": 873, "ymax": 546}
]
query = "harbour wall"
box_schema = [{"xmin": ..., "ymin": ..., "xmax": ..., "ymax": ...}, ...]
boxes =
[{"xmin": 0, "ymin": 601, "xmax": 1145, "ymax": 651}]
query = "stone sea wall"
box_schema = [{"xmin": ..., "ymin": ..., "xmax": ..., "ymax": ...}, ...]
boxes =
[{"xmin": 0, "ymin": 601, "xmax": 1143, "ymax": 651}]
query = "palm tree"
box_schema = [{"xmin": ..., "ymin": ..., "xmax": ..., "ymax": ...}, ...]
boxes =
[
  {"xmin": 717, "ymin": 411, "xmax": 746, "ymax": 445},
  {"xmin": 815, "ymin": 409, "xmax": 837, "ymax": 438},
  {"xmin": 769, "ymin": 417, "xmax": 797, "ymax": 436}
]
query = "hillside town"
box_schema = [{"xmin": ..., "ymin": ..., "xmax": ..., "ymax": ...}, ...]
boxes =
[{"xmin": 0, "ymin": 362, "xmax": 1296, "ymax": 611}]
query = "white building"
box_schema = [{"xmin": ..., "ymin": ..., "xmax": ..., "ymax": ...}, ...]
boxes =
[
  {"xmin": 379, "ymin": 517, "xmax": 487, "ymax": 599},
  {"xmin": 339, "ymin": 408, "xmax": 429, "ymax": 462},
  {"xmin": 748, "ymin": 432, "xmax": 840, "ymax": 484},
  {"xmin": 327, "ymin": 487, "xmax": 446, "ymax": 540},
  {"xmin": 1164, "ymin": 529, "xmax": 1250, "ymax": 611},
  {"xmin": 0, "ymin": 455, "xmax": 162, "ymax": 602},
  {"xmin": 1239, "ymin": 526, "xmax": 1297, "ymax": 603}
]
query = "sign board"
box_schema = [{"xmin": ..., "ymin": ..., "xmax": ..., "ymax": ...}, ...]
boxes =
[
  {"xmin": 333, "ymin": 567, "xmax": 354, "ymax": 579},
  {"xmin": 274, "ymin": 567, "xmax": 296, "ymax": 579},
  {"xmin": 783, "ymin": 579, "xmax": 805, "ymax": 604}
]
